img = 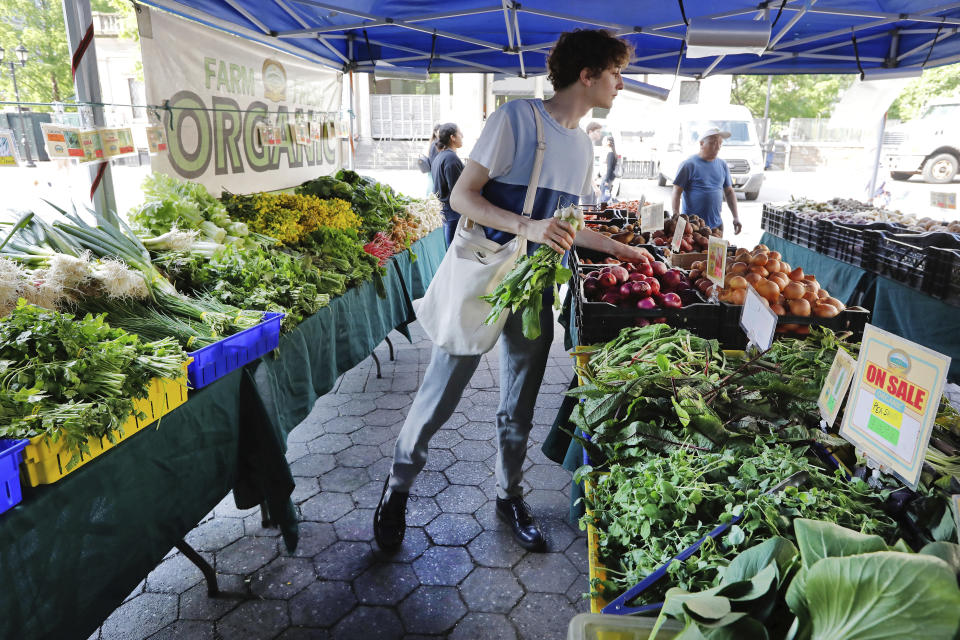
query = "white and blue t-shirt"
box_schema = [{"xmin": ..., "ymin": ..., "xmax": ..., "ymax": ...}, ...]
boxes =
[{"xmin": 469, "ymin": 99, "xmax": 594, "ymax": 253}]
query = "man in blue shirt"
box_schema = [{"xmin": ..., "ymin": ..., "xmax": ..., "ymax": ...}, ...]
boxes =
[{"xmin": 671, "ymin": 128, "xmax": 743, "ymax": 235}]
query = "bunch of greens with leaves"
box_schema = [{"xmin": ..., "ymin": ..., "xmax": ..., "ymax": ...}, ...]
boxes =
[
  {"xmin": 331, "ymin": 169, "xmax": 411, "ymax": 240},
  {"xmin": 650, "ymin": 519, "xmax": 960, "ymax": 640},
  {"xmin": 221, "ymin": 191, "xmax": 360, "ymax": 246},
  {"xmin": 482, "ymin": 204, "xmax": 585, "ymax": 340},
  {"xmin": 579, "ymin": 444, "xmax": 896, "ymax": 607},
  {"xmin": 155, "ymin": 244, "xmax": 330, "ymax": 331},
  {"xmin": 129, "ymin": 173, "xmax": 253, "ymax": 246},
  {"xmin": 568, "ymin": 326, "xmax": 855, "ymax": 467},
  {"xmin": 298, "ymin": 226, "xmax": 382, "ymax": 294},
  {"xmin": 295, "ymin": 174, "xmax": 355, "ymax": 201},
  {"xmin": 0, "ymin": 301, "xmax": 187, "ymax": 467}
]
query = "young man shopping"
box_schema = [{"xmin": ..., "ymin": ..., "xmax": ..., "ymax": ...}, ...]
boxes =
[{"xmin": 374, "ymin": 29, "xmax": 651, "ymax": 553}]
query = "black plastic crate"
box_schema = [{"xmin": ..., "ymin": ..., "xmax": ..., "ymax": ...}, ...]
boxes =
[
  {"xmin": 788, "ymin": 215, "xmax": 821, "ymax": 250},
  {"xmin": 868, "ymin": 230, "xmax": 944, "ymax": 291},
  {"xmin": 718, "ymin": 303, "xmax": 870, "ymax": 350},
  {"xmin": 572, "ymin": 264, "xmax": 720, "ymax": 345},
  {"xmin": 926, "ymin": 245, "xmax": 960, "ymax": 306},
  {"xmin": 760, "ymin": 204, "xmax": 792, "ymax": 239},
  {"xmin": 819, "ymin": 221, "xmax": 906, "ymax": 268}
]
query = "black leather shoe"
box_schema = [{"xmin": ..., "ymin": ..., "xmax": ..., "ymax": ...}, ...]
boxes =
[
  {"xmin": 496, "ymin": 496, "xmax": 546, "ymax": 552},
  {"xmin": 373, "ymin": 476, "xmax": 409, "ymax": 552}
]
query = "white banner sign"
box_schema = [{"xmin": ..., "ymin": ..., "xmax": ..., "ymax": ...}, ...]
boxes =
[{"xmin": 139, "ymin": 8, "xmax": 342, "ymax": 195}]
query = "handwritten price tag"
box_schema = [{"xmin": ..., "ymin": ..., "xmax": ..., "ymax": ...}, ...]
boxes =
[
  {"xmin": 706, "ymin": 236, "xmax": 728, "ymax": 285},
  {"xmin": 671, "ymin": 217, "xmax": 686, "ymax": 253},
  {"xmin": 739, "ymin": 285, "xmax": 777, "ymax": 352},
  {"xmin": 817, "ymin": 349, "xmax": 856, "ymax": 426}
]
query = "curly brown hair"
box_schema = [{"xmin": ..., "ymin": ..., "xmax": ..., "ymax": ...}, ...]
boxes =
[{"xmin": 546, "ymin": 30, "xmax": 632, "ymax": 91}]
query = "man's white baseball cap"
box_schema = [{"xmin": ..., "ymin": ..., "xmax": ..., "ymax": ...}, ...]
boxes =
[{"xmin": 698, "ymin": 128, "xmax": 731, "ymax": 143}]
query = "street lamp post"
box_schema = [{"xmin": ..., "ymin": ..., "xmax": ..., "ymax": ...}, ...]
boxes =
[{"xmin": 0, "ymin": 43, "xmax": 36, "ymax": 167}]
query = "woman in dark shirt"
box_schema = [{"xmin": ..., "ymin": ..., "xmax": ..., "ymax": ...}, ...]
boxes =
[{"xmin": 430, "ymin": 123, "xmax": 464, "ymax": 247}]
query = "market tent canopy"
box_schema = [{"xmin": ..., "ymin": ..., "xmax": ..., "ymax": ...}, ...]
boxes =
[{"xmin": 136, "ymin": 0, "xmax": 960, "ymax": 76}]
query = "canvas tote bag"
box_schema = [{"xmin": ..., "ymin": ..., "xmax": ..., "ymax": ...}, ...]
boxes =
[{"xmin": 418, "ymin": 101, "xmax": 546, "ymax": 356}]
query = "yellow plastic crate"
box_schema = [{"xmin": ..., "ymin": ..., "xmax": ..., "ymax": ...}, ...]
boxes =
[
  {"xmin": 21, "ymin": 363, "xmax": 189, "ymax": 487},
  {"xmin": 584, "ymin": 474, "xmax": 612, "ymax": 613}
]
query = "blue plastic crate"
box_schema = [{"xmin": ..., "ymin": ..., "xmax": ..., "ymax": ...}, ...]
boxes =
[
  {"xmin": 187, "ymin": 312, "xmax": 285, "ymax": 389},
  {"xmin": 0, "ymin": 439, "xmax": 28, "ymax": 516}
]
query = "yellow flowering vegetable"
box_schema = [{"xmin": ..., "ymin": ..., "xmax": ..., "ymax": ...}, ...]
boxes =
[{"xmin": 224, "ymin": 192, "xmax": 361, "ymax": 245}]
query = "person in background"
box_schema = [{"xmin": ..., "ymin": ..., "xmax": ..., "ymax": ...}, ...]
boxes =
[
  {"xmin": 671, "ymin": 128, "xmax": 742, "ymax": 235},
  {"xmin": 600, "ymin": 135, "xmax": 617, "ymax": 202},
  {"xmin": 586, "ymin": 121, "xmax": 604, "ymax": 144},
  {"xmin": 430, "ymin": 123, "xmax": 465, "ymax": 246},
  {"xmin": 422, "ymin": 124, "xmax": 441, "ymax": 196}
]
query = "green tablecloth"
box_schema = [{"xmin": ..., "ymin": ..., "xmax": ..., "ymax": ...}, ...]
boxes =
[
  {"xmin": 759, "ymin": 233, "xmax": 874, "ymax": 305},
  {"xmin": 0, "ymin": 229, "xmax": 447, "ymax": 640}
]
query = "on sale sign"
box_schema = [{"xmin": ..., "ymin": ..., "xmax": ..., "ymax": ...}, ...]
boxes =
[{"xmin": 839, "ymin": 324, "xmax": 951, "ymax": 489}]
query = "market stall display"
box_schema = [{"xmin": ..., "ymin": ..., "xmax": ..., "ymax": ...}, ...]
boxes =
[{"xmin": 570, "ymin": 324, "xmax": 959, "ymax": 631}]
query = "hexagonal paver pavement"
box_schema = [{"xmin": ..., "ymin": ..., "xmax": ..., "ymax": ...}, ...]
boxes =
[
  {"xmin": 289, "ymin": 521, "xmax": 337, "ymax": 558},
  {"xmin": 422, "ymin": 448, "xmax": 456, "ymax": 472},
  {"xmin": 434, "ymin": 484, "xmax": 486, "ymax": 514},
  {"xmin": 308, "ymin": 433, "xmax": 352, "ymax": 454},
  {"xmin": 144, "ymin": 552, "xmax": 205, "ymax": 594},
  {"xmin": 288, "ymin": 453, "xmax": 336, "ymax": 477},
  {"xmin": 288, "ymin": 580, "xmax": 357, "ymax": 628},
  {"xmin": 457, "ymin": 421, "xmax": 497, "ymax": 441},
  {"xmin": 300, "ymin": 491, "xmax": 355, "ymax": 523},
  {"xmin": 319, "ymin": 466, "xmax": 370, "ymax": 493},
  {"xmin": 313, "ymin": 540, "xmax": 376, "ymax": 581},
  {"xmin": 445, "ymin": 461, "xmax": 492, "ymax": 485},
  {"xmin": 354, "ymin": 563, "xmax": 420, "ymax": 605},
  {"xmin": 183, "ymin": 517, "xmax": 244, "ymax": 553},
  {"xmin": 398, "ymin": 585, "xmax": 467, "ymax": 635},
  {"xmin": 218, "ymin": 600, "xmax": 290, "ymax": 639},
  {"xmin": 404, "ymin": 496, "xmax": 441, "ymax": 527},
  {"xmin": 425, "ymin": 513, "xmax": 482, "ymax": 546},
  {"xmin": 363, "ymin": 408, "xmax": 405, "ymax": 427},
  {"xmin": 509, "ymin": 593, "xmax": 577, "ymax": 640},
  {"xmin": 450, "ymin": 612, "xmax": 518, "ymax": 640},
  {"xmin": 335, "ymin": 444, "xmax": 382, "ymax": 469},
  {"xmin": 410, "ymin": 470, "xmax": 448, "ymax": 497},
  {"xmin": 99, "ymin": 593, "xmax": 177, "ymax": 640},
  {"xmin": 459, "ymin": 567, "xmax": 524, "ymax": 613},
  {"xmin": 332, "ymin": 606, "xmax": 405, "ymax": 640},
  {"xmin": 249, "ymin": 556, "xmax": 316, "ymax": 599},
  {"xmin": 333, "ymin": 508, "xmax": 376, "ymax": 542},
  {"xmin": 412, "ymin": 546, "xmax": 473, "ymax": 586},
  {"xmin": 323, "ymin": 416, "xmax": 365, "ymax": 434},
  {"xmin": 523, "ymin": 464, "xmax": 573, "ymax": 491},
  {"xmin": 215, "ymin": 536, "xmax": 280, "ymax": 575},
  {"xmin": 350, "ymin": 426, "xmax": 395, "ymax": 446},
  {"xmin": 467, "ymin": 530, "xmax": 527, "ymax": 568},
  {"xmin": 515, "ymin": 553, "xmax": 579, "ymax": 594},
  {"xmin": 450, "ymin": 439, "xmax": 496, "ymax": 462}
]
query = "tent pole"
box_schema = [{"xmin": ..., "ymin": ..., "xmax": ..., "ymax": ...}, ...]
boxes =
[
  {"xmin": 868, "ymin": 112, "xmax": 887, "ymax": 203},
  {"xmin": 349, "ymin": 69, "xmax": 355, "ymax": 171},
  {"xmin": 763, "ymin": 75, "xmax": 772, "ymax": 144},
  {"xmin": 62, "ymin": 0, "xmax": 117, "ymax": 221}
]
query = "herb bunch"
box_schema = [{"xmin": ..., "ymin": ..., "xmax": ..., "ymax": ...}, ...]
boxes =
[
  {"xmin": 581, "ymin": 443, "xmax": 896, "ymax": 605},
  {"xmin": 0, "ymin": 302, "xmax": 188, "ymax": 467}
]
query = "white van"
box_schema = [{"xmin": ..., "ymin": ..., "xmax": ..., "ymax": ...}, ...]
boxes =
[{"xmin": 654, "ymin": 104, "xmax": 765, "ymax": 201}]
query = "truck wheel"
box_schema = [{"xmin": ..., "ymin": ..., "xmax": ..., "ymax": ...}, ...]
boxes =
[
  {"xmin": 745, "ymin": 191, "xmax": 760, "ymax": 201},
  {"xmin": 922, "ymin": 153, "xmax": 958, "ymax": 184},
  {"xmin": 657, "ymin": 173, "xmax": 667, "ymax": 187},
  {"xmin": 889, "ymin": 171, "xmax": 913, "ymax": 181}
]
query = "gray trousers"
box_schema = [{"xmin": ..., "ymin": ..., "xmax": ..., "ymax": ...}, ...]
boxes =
[{"xmin": 388, "ymin": 299, "xmax": 554, "ymax": 500}]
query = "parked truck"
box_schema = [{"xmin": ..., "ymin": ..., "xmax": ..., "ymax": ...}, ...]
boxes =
[{"xmin": 884, "ymin": 96, "xmax": 959, "ymax": 184}]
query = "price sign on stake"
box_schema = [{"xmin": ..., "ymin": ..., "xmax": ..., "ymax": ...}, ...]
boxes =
[
  {"xmin": 839, "ymin": 324, "xmax": 951, "ymax": 490},
  {"xmin": 818, "ymin": 349, "xmax": 857, "ymax": 426},
  {"xmin": 640, "ymin": 202, "xmax": 665, "ymax": 233},
  {"xmin": 671, "ymin": 217, "xmax": 686, "ymax": 253},
  {"xmin": 739, "ymin": 285, "xmax": 777, "ymax": 352},
  {"xmin": 705, "ymin": 236, "xmax": 728, "ymax": 285}
]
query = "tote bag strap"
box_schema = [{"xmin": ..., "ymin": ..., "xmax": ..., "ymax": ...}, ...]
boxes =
[
  {"xmin": 465, "ymin": 99, "xmax": 546, "ymax": 231},
  {"xmin": 521, "ymin": 100, "xmax": 546, "ymax": 218}
]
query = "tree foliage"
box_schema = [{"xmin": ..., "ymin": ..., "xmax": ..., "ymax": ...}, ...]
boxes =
[
  {"xmin": 887, "ymin": 63, "xmax": 960, "ymax": 121},
  {"xmin": 0, "ymin": 0, "xmax": 72, "ymax": 106},
  {"xmin": 730, "ymin": 74, "xmax": 855, "ymax": 122}
]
